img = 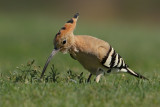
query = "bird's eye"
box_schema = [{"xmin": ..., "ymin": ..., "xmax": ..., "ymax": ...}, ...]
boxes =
[{"xmin": 62, "ymin": 40, "xmax": 66, "ymax": 44}]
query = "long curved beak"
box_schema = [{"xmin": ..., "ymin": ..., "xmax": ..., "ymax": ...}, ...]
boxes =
[{"xmin": 40, "ymin": 49, "xmax": 59, "ymax": 79}]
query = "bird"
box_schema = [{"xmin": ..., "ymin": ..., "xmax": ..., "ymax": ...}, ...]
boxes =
[{"xmin": 40, "ymin": 13, "xmax": 148, "ymax": 83}]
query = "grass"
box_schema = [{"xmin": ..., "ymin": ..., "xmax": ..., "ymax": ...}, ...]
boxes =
[{"xmin": 0, "ymin": 14, "xmax": 160, "ymax": 107}]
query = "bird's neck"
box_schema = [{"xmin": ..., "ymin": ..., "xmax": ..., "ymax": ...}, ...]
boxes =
[{"xmin": 68, "ymin": 35, "xmax": 79, "ymax": 54}]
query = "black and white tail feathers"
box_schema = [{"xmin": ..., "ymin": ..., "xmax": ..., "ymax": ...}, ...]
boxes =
[
  {"xmin": 101, "ymin": 45, "xmax": 148, "ymax": 80},
  {"xmin": 126, "ymin": 68, "xmax": 148, "ymax": 80}
]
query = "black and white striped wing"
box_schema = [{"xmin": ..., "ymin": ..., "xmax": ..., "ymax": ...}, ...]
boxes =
[
  {"xmin": 101, "ymin": 46, "xmax": 127, "ymax": 72},
  {"xmin": 101, "ymin": 46, "xmax": 148, "ymax": 80}
]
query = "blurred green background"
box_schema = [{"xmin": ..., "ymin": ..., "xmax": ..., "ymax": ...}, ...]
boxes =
[
  {"xmin": 1, "ymin": 1, "xmax": 160, "ymax": 107},
  {"xmin": 0, "ymin": 0, "xmax": 160, "ymax": 75}
]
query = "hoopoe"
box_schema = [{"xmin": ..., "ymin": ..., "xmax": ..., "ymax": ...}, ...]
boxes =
[{"xmin": 41, "ymin": 13, "xmax": 148, "ymax": 82}]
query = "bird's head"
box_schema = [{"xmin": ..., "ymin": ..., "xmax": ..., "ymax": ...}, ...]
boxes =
[
  {"xmin": 40, "ymin": 13, "xmax": 79, "ymax": 78},
  {"xmin": 54, "ymin": 13, "xmax": 79, "ymax": 54}
]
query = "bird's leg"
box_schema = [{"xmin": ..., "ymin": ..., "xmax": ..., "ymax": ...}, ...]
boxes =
[
  {"xmin": 106, "ymin": 69, "xmax": 112, "ymax": 73},
  {"xmin": 95, "ymin": 68, "xmax": 104, "ymax": 83},
  {"xmin": 96, "ymin": 73, "xmax": 103, "ymax": 83},
  {"xmin": 87, "ymin": 73, "xmax": 92, "ymax": 83}
]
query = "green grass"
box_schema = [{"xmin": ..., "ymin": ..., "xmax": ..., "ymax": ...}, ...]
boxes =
[{"xmin": 0, "ymin": 14, "xmax": 160, "ymax": 107}]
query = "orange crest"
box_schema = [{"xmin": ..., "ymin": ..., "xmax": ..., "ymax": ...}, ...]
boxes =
[{"xmin": 55, "ymin": 13, "xmax": 79, "ymax": 38}]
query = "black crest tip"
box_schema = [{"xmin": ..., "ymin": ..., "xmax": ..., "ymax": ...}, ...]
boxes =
[
  {"xmin": 61, "ymin": 27, "xmax": 66, "ymax": 30},
  {"xmin": 73, "ymin": 13, "xmax": 79, "ymax": 18},
  {"xmin": 67, "ymin": 19, "xmax": 74, "ymax": 23},
  {"xmin": 56, "ymin": 31, "xmax": 61, "ymax": 36}
]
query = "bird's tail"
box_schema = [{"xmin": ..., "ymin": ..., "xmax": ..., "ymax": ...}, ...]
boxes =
[{"xmin": 126, "ymin": 68, "xmax": 148, "ymax": 80}]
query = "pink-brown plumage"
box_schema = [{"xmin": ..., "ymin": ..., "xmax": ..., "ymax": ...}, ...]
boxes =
[{"xmin": 41, "ymin": 13, "xmax": 148, "ymax": 82}]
